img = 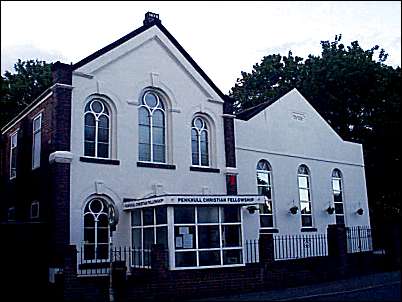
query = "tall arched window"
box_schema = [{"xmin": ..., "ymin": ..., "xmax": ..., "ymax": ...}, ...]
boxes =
[
  {"xmin": 257, "ymin": 160, "xmax": 274, "ymax": 228},
  {"xmin": 298, "ymin": 165, "xmax": 313, "ymax": 227},
  {"xmin": 332, "ymin": 169, "xmax": 345, "ymax": 225},
  {"xmin": 83, "ymin": 198, "xmax": 109, "ymax": 260},
  {"xmin": 138, "ymin": 91, "xmax": 166, "ymax": 163},
  {"xmin": 191, "ymin": 117, "xmax": 209, "ymax": 166},
  {"xmin": 84, "ymin": 98, "xmax": 110, "ymax": 158}
]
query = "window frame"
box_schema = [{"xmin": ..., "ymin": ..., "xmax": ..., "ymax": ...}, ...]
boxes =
[
  {"xmin": 9, "ymin": 130, "xmax": 18, "ymax": 179},
  {"xmin": 138, "ymin": 91, "xmax": 166, "ymax": 163},
  {"xmin": 297, "ymin": 165, "xmax": 314, "ymax": 228},
  {"xmin": 256, "ymin": 160, "xmax": 275, "ymax": 229},
  {"xmin": 32, "ymin": 113, "xmax": 42, "ymax": 169},
  {"xmin": 332, "ymin": 169, "xmax": 345, "ymax": 225},
  {"xmin": 83, "ymin": 98, "xmax": 111, "ymax": 159},
  {"xmin": 30, "ymin": 201, "xmax": 40, "ymax": 219},
  {"xmin": 191, "ymin": 116, "xmax": 209, "ymax": 167}
]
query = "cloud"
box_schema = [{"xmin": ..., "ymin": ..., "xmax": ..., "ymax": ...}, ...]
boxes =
[{"xmin": 1, "ymin": 44, "xmax": 68, "ymax": 75}]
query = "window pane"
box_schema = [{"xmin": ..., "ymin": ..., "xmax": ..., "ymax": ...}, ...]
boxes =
[
  {"xmin": 300, "ymin": 201, "xmax": 311, "ymax": 214},
  {"xmin": 85, "ymin": 113, "xmax": 95, "ymax": 126},
  {"xmin": 91, "ymin": 100, "xmax": 103, "ymax": 113},
  {"xmin": 335, "ymin": 203, "xmax": 344, "ymax": 214},
  {"xmin": 84, "ymin": 141, "xmax": 95, "ymax": 157},
  {"xmin": 222, "ymin": 225, "xmax": 241, "ymax": 247},
  {"xmin": 139, "ymin": 125, "xmax": 150, "ymax": 143},
  {"xmin": 152, "ymin": 127, "xmax": 165, "ymax": 145},
  {"xmin": 139, "ymin": 143, "xmax": 151, "ymax": 161},
  {"xmin": 97, "ymin": 128, "xmax": 108, "ymax": 143},
  {"xmin": 132, "ymin": 229, "xmax": 142, "ymax": 249},
  {"xmin": 302, "ymin": 215, "xmax": 312, "ymax": 227},
  {"xmin": 143, "ymin": 228, "xmax": 154, "ymax": 249},
  {"xmin": 332, "ymin": 179, "xmax": 341, "ymax": 191},
  {"xmin": 131, "ymin": 210, "xmax": 141, "ymax": 226},
  {"xmin": 144, "ymin": 92, "xmax": 158, "ymax": 107},
  {"xmin": 298, "ymin": 176, "xmax": 308, "ymax": 188},
  {"xmin": 97, "ymin": 142, "xmax": 109, "ymax": 158},
  {"xmin": 174, "ymin": 206, "xmax": 195, "ymax": 224},
  {"xmin": 33, "ymin": 131, "xmax": 41, "ymax": 167},
  {"xmin": 84, "ymin": 126, "xmax": 95, "ymax": 141},
  {"xmin": 96, "ymin": 244, "xmax": 108, "ymax": 259},
  {"xmin": 84, "ymin": 244, "xmax": 95, "ymax": 260},
  {"xmin": 258, "ymin": 186, "xmax": 271, "ymax": 199},
  {"xmin": 155, "ymin": 207, "xmax": 167, "ymax": 225},
  {"xmin": 139, "ymin": 107, "xmax": 150, "ymax": 125},
  {"xmin": 98, "ymin": 115, "xmax": 109, "ymax": 128},
  {"xmin": 200, "ymin": 144, "xmax": 209, "ymax": 166},
  {"xmin": 223, "ymin": 250, "xmax": 242, "ymax": 265},
  {"xmin": 197, "ymin": 207, "xmax": 219, "ymax": 223},
  {"xmin": 143, "ymin": 208, "xmax": 154, "ymax": 225},
  {"xmin": 334, "ymin": 192, "xmax": 343, "ymax": 203},
  {"xmin": 156, "ymin": 226, "xmax": 168, "ymax": 249},
  {"xmin": 260, "ymin": 200, "xmax": 272, "ymax": 214},
  {"xmin": 194, "ymin": 118, "xmax": 203, "ymax": 129},
  {"xmin": 198, "ymin": 225, "xmax": 220, "ymax": 248},
  {"xmin": 299, "ymin": 188, "xmax": 310, "ymax": 201},
  {"xmin": 98, "ymin": 214, "xmax": 108, "ymax": 227},
  {"xmin": 84, "ymin": 214, "xmax": 94, "ymax": 227},
  {"xmin": 336, "ymin": 215, "xmax": 345, "ymax": 225},
  {"xmin": 84, "ymin": 228, "xmax": 95, "ymax": 243},
  {"xmin": 33, "ymin": 117, "xmax": 41, "ymax": 131},
  {"xmin": 222, "ymin": 206, "xmax": 240, "ymax": 223},
  {"xmin": 97, "ymin": 227, "xmax": 109, "ymax": 244},
  {"xmin": 192, "ymin": 152, "xmax": 199, "ymax": 166},
  {"xmin": 175, "ymin": 251, "xmax": 196, "ymax": 267},
  {"xmin": 260, "ymin": 215, "xmax": 273, "ymax": 228},
  {"xmin": 153, "ymin": 144, "xmax": 165, "ymax": 163},
  {"xmin": 174, "ymin": 226, "xmax": 196, "ymax": 249},
  {"xmin": 199, "ymin": 251, "xmax": 221, "ymax": 266},
  {"xmin": 257, "ymin": 172, "xmax": 269, "ymax": 186},
  {"xmin": 152, "ymin": 110, "xmax": 164, "ymax": 127}
]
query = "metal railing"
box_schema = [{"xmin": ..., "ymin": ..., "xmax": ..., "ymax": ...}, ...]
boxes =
[
  {"xmin": 274, "ymin": 233, "xmax": 328, "ymax": 260},
  {"xmin": 245, "ymin": 239, "xmax": 259, "ymax": 263},
  {"xmin": 346, "ymin": 226, "xmax": 373, "ymax": 253}
]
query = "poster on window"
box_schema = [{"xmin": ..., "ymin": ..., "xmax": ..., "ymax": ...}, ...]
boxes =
[
  {"xmin": 175, "ymin": 236, "xmax": 183, "ymax": 248},
  {"xmin": 182, "ymin": 234, "xmax": 193, "ymax": 248},
  {"xmin": 179, "ymin": 227, "xmax": 189, "ymax": 235}
]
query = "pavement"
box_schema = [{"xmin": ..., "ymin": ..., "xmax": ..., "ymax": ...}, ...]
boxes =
[{"xmin": 186, "ymin": 270, "xmax": 401, "ymax": 302}]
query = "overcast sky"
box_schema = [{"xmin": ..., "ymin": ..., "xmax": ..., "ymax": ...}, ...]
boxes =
[{"xmin": 1, "ymin": 1, "xmax": 401, "ymax": 93}]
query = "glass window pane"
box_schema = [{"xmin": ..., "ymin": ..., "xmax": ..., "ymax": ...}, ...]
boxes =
[
  {"xmin": 97, "ymin": 227, "xmax": 109, "ymax": 244},
  {"xmin": 260, "ymin": 215, "xmax": 273, "ymax": 228},
  {"xmin": 96, "ymin": 244, "xmax": 108, "ymax": 259},
  {"xmin": 336, "ymin": 215, "xmax": 345, "ymax": 225},
  {"xmin": 84, "ymin": 126, "xmax": 95, "ymax": 141},
  {"xmin": 174, "ymin": 206, "xmax": 195, "ymax": 224},
  {"xmin": 132, "ymin": 229, "xmax": 142, "ymax": 249},
  {"xmin": 222, "ymin": 225, "xmax": 241, "ymax": 247},
  {"xmin": 197, "ymin": 207, "xmax": 219, "ymax": 223},
  {"xmin": 98, "ymin": 214, "xmax": 109, "ymax": 227},
  {"xmin": 139, "ymin": 143, "xmax": 151, "ymax": 161},
  {"xmin": 200, "ymin": 144, "xmax": 209, "ymax": 166},
  {"xmin": 155, "ymin": 207, "xmax": 167, "ymax": 225},
  {"xmin": 156, "ymin": 226, "xmax": 168, "ymax": 249},
  {"xmin": 152, "ymin": 127, "xmax": 165, "ymax": 145},
  {"xmin": 33, "ymin": 132, "xmax": 41, "ymax": 167},
  {"xmin": 98, "ymin": 128, "xmax": 109, "ymax": 143},
  {"xmin": 260, "ymin": 200, "xmax": 272, "ymax": 214},
  {"xmin": 302, "ymin": 215, "xmax": 312, "ymax": 227},
  {"xmin": 298, "ymin": 176, "xmax": 308, "ymax": 188},
  {"xmin": 139, "ymin": 107, "xmax": 150, "ymax": 125},
  {"xmin": 98, "ymin": 115, "xmax": 109, "ymax": 128},
  {"xmin": 174, "ymin": 226, "xmax": 196, "ymax": 249},
  {"xmin": 334, "ymin": 192, "xmax": 343, "ymax": 203},
  {"xmin": 152, "ymin": 110, "xmax": 164, "ymax": 127},
  {"xmin": 84, "ymin": 228, "xmax": 95, "ymax": 243},
  {"xmin": 91, "ymin": 100, "xmax": 103, "ymax": 113},
  {"xmin": 223, "ymin": 250, "xmax": 242, "ymax": 265},
  {"xmin": 97, "ymin": 142, "xmax": 109, "ymax": 158},
  {"xmin": 175, "ymin": 251, "xmax": 197, "ymax": 267},
  {"xmin": 139, "ymin": 125, "xmax": 150, "ymax": 144},
  {"xmin": 153, "ymin": 144, "xmax": 165, "ymax": 163},
  {"xmin": 143, "ymin": 208, "xmax": 154, "ymax": 225},
  {"xmin": 194, "ymin": 118, "xmax": 203, "ymax": 129},
  {"xmin": 143, "ymin": 228, "xmax": 154, "ymax": 249},
  {"xmin": 222, "ymin": 206, "xmax": 240, "ymax": 223},
  {"xmin": 84, "ymin": 244, "xmax": 95, "ymax": 260},
  {"xmin": 84, "ymin": 141, "xmax": 95, "ymax": 157},
  {"xmin": 144, "ymin": 92, "xmax": 158, "ymax": 107},
  {"xmin": 198, "ymin": 225, "xmax": 220, "ymax": 248},
  {"xmin": 199, "ymin": 251, "xmax": 221, "ymax": 266},
  {"xmin": 85, "ymin": 113, "xmax": 95, "ymax": 126},
  {"xmin": 33, "ymin": 117, "xmax": 41, "ymax": 131},
  {"xmin": 335, "ymin": 203, "xmax": 344, "ymax": 214},
  {"xmin": 131, "ymin": 210, "xmax": 141, "ymax": 226},
  {"xmin": 299, "ymin": 188, "xmax": 310, "ymax": 201},
  {"xmin": 257, "ymin": 172, "xmax": 268, "ymax": 185},
  {"xmin": 300, "ymin": 201, "xmax": 311, "ymax": 214},
  {"xmin": 332, "ymin": 179, "xmax": 341, "ymax": 191},
  {"xmin": 259, "ymin": 186, "xmax": 271, "ymax": 199}
]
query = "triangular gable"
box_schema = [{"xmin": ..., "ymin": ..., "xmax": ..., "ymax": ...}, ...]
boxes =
[{"xmin": 72, "ymin": 20, "xmax": 227, "ymax": 102}]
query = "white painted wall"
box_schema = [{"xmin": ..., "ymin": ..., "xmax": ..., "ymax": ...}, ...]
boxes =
[{"xmin": 236, "ymin": 89, "xmax": 370, "ymax": 237}]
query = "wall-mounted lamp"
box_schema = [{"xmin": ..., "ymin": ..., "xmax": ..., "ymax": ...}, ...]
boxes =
[
  {"xmin": 356, "ymin": 208, "xmax": 364, "ymax": 215},
  {"xmin": 289, "ymin": 206, "xmax": 298, "ymax": 215},
  {"xmin": 326, "ymin": 206, "xmax": 335, "ymax": 215}
]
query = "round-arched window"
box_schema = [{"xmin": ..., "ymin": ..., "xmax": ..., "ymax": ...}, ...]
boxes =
[{"xmin": 191, "ymin": 117, "xmax": 209, "ymax": 166}]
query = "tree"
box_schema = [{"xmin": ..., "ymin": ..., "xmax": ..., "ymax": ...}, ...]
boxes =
[
  {"xmin": 1, "ymin": 59, "xmax": 53, "ymax": 127},
  {"xmin": 230, "ymin": 35, "xmax": 401, "ymax": 229}
]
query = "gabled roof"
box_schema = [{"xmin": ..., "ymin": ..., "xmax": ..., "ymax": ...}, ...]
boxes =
[{"xmin": 73, "ymin": 18, "xmax": 227, "ymax": 101}]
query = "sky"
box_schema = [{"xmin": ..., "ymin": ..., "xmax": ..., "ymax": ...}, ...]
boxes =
[{"xmin": 1, "ymin": 1, "xmax": 401, "ymax": 93}]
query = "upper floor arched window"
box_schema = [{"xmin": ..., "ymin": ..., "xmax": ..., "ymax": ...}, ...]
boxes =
[
  {"xmin": 298, "ymin": 164, "xmax": 313, "ymax": 227},
  {"xmin": 84, "ymin": 98, "xmax": 110, "ymax": 158},
  {"xmin": 191, "ymin": 116, "xmax": 209, "ymax": 166},
  {"xmin": 256, "ymin": 160, "xmax": 274, "ymax": 228},
  {"xmin": 138, "ymin": 91, "xmax": 166, "ymax": 163},
  {"xmin": 332, "ymin": 169, "xmax": 345, "ymax": 225}
]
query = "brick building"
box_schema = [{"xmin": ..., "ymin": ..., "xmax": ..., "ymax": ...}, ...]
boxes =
[{"xmin": 0, "ymin": 12, "xmax": 371, "ymax": 300}]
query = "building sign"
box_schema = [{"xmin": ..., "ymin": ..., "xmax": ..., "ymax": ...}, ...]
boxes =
[{"xmin": 123, "ymin": 195, "xmax": 263, "ymax": 210}]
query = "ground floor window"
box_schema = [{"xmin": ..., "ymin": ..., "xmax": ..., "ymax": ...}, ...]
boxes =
[{"xmin": 174, "ymin": 205, "xmax": 243, "ymax": 268}]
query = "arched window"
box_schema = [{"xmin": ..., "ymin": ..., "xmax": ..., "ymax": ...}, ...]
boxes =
[
  {"xmin": 332, "ymin": 169, "xmax": 345, "ymax": 225},
  {"xmin": 298, "ymin": 165, "xmax": 313, "ymax": 227},
  {"xmin": 138, "ymin": 91, "xmax": 166, "ymax": 163},
  {"xmin": 84, "ymin": 98, "xmax": 110, "ymax": 158},
  {"xmin": 257, "ymin": 160, "xmax": 274, "ymax": 228},
  {"xmin": 191, "ymin": 117, "xmax": 209, "ymax": 166},
  {"xmin": 83, "ymin": 198, "xmax": 109, "ymax": 260}
]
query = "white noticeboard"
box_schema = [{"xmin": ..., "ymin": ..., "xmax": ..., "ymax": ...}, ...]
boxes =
[
  {"xmin": 175, "ymin": 236, "xmax": 183, "ymax": 248},
  {"xmin": 183, "ymin": 234, "xmax": 193, "ymax": 249}
]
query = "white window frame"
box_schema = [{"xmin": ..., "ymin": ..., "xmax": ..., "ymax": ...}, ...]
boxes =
[
  {"xmin": 9, "ymin": 130, "xmax": 18, "ymax": 179},
  {"xmin": 298, "ymin": 165, "xmax": 314, "ymax": 228},
  {"xmin": 256, "ymin": 160, "xmax": 275, "ymax": 229},
  {"xmin": 332, "ymin": 169, "xmax": 345, "ymax": 225},
  {"xmin": 30, "ymin": 201, "xmax": 40, "ymax": 219},
  {"xmin": 191, "ymin": 116, "xmax": 209, "ymax": 167},
  {"xmin": 138, "ymin": 91, "xmax": 166, "ymax": 163},
  {"xmin": 172, "ymin": 206, "xmax": 244, "ymax": 270},
  {"xmin": 32, "ymin": 113, "xmax": 42, "ymax": 169}
]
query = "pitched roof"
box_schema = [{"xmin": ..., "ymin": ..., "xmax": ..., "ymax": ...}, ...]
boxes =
[{"xmin": 73, "ymin": 19, "xmax": 227, "ymax": 100}]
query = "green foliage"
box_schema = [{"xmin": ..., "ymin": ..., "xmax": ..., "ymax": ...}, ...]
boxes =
[
  {"xmin": 1, "ymin": 59, "xmax": 53, "ymax": 127},
  {"xmin": 230, "ymin": 35, "xmax": 401, "ymax": 225}
]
